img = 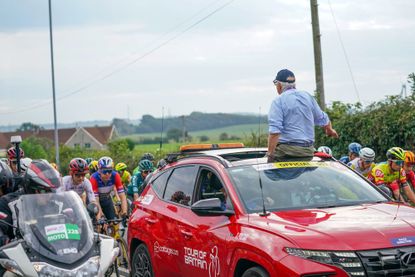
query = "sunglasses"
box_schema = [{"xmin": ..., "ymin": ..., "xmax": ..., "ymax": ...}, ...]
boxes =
[
  {"xmin": 74, "ymin": 173, "xmax": 86, "ymax": 178},
  {"xmin": 391, "ymin": 160, "xmax": 404, "ymax": 166},
  {"xmin": 101, "ymin": 169, "xmax": 113, "ymax": 175},
  {"xmin": 142, "ymin": 170, "xmax": 152, "ymax": 174}
]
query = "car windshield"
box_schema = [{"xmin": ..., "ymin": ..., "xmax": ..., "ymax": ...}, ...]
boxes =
[
  {"xmin": 227, "ymin": 161, "xmax": 388, "ymax": 213},
  {"xmin": 17, "ymin": 191, "xmax": 94, "ymax": 264}
]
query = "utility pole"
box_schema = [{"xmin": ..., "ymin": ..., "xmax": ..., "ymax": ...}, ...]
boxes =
[
  {"xmin": 181, "ymin": 115, "xmax": 186, "ymax": 143},
  {"xmin": 48, "ymin": 0, "xmax": 60, "ymax": 168},
  {"xmin": 310, "ymin": 0, "xmax": 325, "ymax": 109},
  {"xmin": 159, "ymin": 107, "xmax": 164, "ymax": 150}
]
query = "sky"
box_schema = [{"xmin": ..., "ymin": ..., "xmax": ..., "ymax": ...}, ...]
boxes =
[{"xmin": 0, "ymin": 0, "xmax": 414, "ymax": 126}]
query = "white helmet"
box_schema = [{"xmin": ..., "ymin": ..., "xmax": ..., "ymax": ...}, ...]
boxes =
[
  {"xmin": 317, "ymin": 146, "xmax": 333, "ymax": 156},
  {"xmin": 359, "ymin": 147, "xmax": 375, "ymax": 162}
]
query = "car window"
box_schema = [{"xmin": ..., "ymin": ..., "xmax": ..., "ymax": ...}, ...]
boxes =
[
  {"xmin": 151, "ymin": 170, "xmax": 171, "ymax": 198},
  {"xmin": 196, "ymin": 168, "xmax": 233, "ymax": 210},
  {"xmin": 228, "ymin": 162, "xmax": 387, "ymax": 213},
  {"xmin": 164, "ymin": 166, "xmax": 197, "ymax": 206}
]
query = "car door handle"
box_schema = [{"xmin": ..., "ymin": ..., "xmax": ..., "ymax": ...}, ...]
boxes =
[
  {"xmin": 180, "ymin": 229, "xmax": 193, "ymax": 238},
  {"xmin": 145, "ymin": 218, "xmax": 157, "ymax": 224}
]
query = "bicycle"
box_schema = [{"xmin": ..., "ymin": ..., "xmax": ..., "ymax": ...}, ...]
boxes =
[{"xmin": 93, "ymin": 216, "xmax": 129, "ymax": 277}]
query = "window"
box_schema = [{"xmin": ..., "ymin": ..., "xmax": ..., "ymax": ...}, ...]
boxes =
[
  {"xmin": 151, "ymin": 170, "xmax": 171, "ymax": 198},
  {"xmin": 164, "ymin": 166, "xmax": 197, "ymax": 206},
  {"xmin": 84, "ymin": 143, "xmax": 91, "ymax": 148},
  {"xmin": 195, "ymin": 168, "xmax": 233, "ymax": 210}
]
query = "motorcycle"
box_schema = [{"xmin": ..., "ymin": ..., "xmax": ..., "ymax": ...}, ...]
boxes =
[{"xmin": 0, "ymin": 191, "xmax": 119, "ymax": 277}]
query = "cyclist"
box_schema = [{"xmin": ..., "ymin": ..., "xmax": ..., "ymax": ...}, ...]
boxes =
[
  {"xmin": 339, "ymin": 142, "xmax": 361, "ymax": 164},
  {"xmin": 60, "ymin": 158, "xmax": 96, "ymax": 206},
  {"xmin": 115, "ymin": 162, "xmax": 131, "ymax": 190},
  {"xmin": 368, "ymin": 147, "xmax": 415, "ymax": 203},
  {"xmin": 128, "ymin": 159, "xmax": 153, "ymax": 201},
  {"xmin": 348, "ymin": 147, "xmax": 376, "ymax": 177},
  {"xmin": 133, "ymin": 153, "xmax": 155, "ymax": 175},
  {"xmin": 90, "ymin": 157, "xmax": 127, "ymax": 219},
  {"xmin": 404, "ymin": 151, "xmax": 415, "ymax": 190},
  {"xmin": 317, "ymin": 146, "xmax": 333, "ymax": 156},
  {"xmin": 86, "ymin": 160, "xmax": 99, "ymax": 179},
  {"xmin": 85, "ymin": 157, "xmax": 93, "ymax": 166}
]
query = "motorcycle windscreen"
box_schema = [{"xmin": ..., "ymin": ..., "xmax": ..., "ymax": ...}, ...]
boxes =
[{"xmin": 17, "ymin": 191, "xmax": 95, "ymax": 264}]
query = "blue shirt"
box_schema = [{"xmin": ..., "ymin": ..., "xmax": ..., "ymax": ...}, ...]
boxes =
[{"xmin": 268, "ymin": 88, "xmax": 329, "ymax": 144}]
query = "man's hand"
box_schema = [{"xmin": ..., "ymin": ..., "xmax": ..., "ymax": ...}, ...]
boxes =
[
  {"xmin": 326, "ymin": 127, "xmax": 339, "ymax": 138},
  {"xmin": 265, "ymin": 153, "xmax": 275, "ymax": 163}
]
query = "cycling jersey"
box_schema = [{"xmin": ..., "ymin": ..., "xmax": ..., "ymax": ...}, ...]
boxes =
[
  {"xmin": 128, "ymin": 173, "xmax": 144, "ymax": 196},
  {"xmin": 61, "ymin": 176, "xmax": 95, "ymax": 203},
  {"xmin": 368, "ymin": 163, "xmax": 407, "ymax": 192},
  {"xmin": 90, "ymin": 171, "xmax": 124, "ymax": 197},
  {"xmin": 406, "ymin": 170, "xmax": 415, "ymax": 189},
  {"xmin": 120, "ymin": 170, "xmax": 131, "ymax": 187},
  {"xmin": 348, "ymin": 158, "xmax": 374, "ymax": 177}
]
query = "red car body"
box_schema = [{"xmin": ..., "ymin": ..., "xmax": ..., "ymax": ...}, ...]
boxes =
[{"xmin": 127, "ymin": 147, "xmax": 415, "ymax": 277}]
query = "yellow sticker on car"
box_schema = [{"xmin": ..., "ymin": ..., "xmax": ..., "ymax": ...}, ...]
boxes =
[{"xmin": 274, "ymin": 161, "xmax": 329, "ymax": 168}]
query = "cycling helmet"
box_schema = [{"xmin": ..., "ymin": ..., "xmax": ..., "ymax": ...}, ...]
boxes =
[
  {"xmin": 69, "ymin": 158, "xmax": 89, "ymax": 174},
  {"xmin": 115, "ymin": 162, "xmax": 128, "ymax": 172},
  {"xmin": 139, "ymin": 159, "xmax": 153, "ymax": 172},
  {"xmin": 317, "ymin": 146, "xmax": 333, "ymax": 156},
  {"xmin": 23, "ymin": 159, "xmax": 61, "ymax": 194},
  {"xmin": 156, "ymin": 159, "xmax": 167, "ymax": 169},
  {"xmin": 7, "ymin": 147, "xmax": 25, "ymax": 160},
  {"xmin": 49, "ymin": 163, "xmax": 58, "ymax": 171},
  {"xmin": 405, "ymin": 151, "xmax": 415, "ymax": 164},
  {"xmin": 85, "ymin": 158, "xmax": 93, "ymax": 165},
  {"xmin": 359, "ymin": 147, "xmax": 375, "ymax": 162},
  {"xmin": 140, "ymin": 153, "xmax": 155, "ymax": 161},
  {"xmin": 0, "ymin": 160, "xmax": 13, "ymax": 188},
  {"xmin": 386, "ymin": 147, "xmax": 406, "ymax": 161},
  {"xmin": 348, "ymin": 142, "xmax": 362, "ymax": 155},
  {"xmin": 89, "ymin": 160, "xmax": 99, "ymax": 173},
  {"xmin": 98, "ymin": 156, "xmax": 114, "ymax": 169}
]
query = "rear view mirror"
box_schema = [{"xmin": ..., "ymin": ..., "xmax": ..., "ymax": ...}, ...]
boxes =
[
  {"xmin": 87, "ymin": 203, "xmax": 99, "ymax": 218},
  {"xmin": 191, "ymin": 198, "xmax": 234, "ymax": 216}
]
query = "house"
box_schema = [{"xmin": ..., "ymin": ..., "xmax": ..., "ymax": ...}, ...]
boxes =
[{"xmin": 0, "ymin": 125, "xmax": 118, "ymax": 153}]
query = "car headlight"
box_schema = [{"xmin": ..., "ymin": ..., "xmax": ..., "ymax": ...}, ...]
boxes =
[
  {"xmin": 32, "ymin": 256, "xmax": 100, "ymax": 277},
  {"xmin": 0, "ymin": 258, "xmax": 24, "ymax": 276},
  {"xmin": 285, "ymin": 248, "xmax": 365, "ymax": 276}
]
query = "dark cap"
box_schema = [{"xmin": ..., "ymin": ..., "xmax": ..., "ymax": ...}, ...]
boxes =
[{"xmin": 274, "ymin": 69, "xmax": 295, "ymax": 84}]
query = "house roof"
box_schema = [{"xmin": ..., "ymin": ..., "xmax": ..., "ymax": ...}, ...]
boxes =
[{"xmin": 0, "ymin": 126, "xmax": 115, "ymax": 149}]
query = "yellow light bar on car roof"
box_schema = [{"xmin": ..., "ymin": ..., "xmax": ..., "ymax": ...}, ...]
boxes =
[{"xmin": 180, "ymin": 143, "xmax": 245, "ymax": 152}]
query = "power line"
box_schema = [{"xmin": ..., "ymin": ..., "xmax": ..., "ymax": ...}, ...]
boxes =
[
  {"xmin": 0, "ymin": 0, "xmax": 236, "ymax": 115},
  {"xmin": 327, "ymin": 0, "xmax": 361, "ymax": 103}
]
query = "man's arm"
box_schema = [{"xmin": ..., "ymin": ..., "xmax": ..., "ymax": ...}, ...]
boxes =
[
  {"xmin": 323, "ymin": 121, "xmax": 339, "ymax": 138},
  {"xmin": 267, "ymin": 133, "xmax": 280, "ymax": 162}
]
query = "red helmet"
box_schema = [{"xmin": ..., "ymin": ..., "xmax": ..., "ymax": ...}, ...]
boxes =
[
  {"xmin": 69, "ymin": 158, "xmax": 89, "ymax": 174},
  {"xmin": 7, "ymin": 147, "xmax": 25, "ymax": 160}
]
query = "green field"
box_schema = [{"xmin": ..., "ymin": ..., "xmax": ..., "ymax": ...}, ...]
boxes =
[{"xmin": 126, "ymin": 123, "xmax": 267, "ymax": 142}]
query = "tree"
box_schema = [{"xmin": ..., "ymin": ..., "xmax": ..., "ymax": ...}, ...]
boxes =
[
  {"xmin": 167, "ymin": 128, "xmax": 182, "ymax": 142},
  {"xmin": 17, "ymin": 122, "xmax": 43, "ymax": 132},
  {"xmin": 199, "ymin": 135, "xmax": 209, "ymax": 142},
  {"xmin": 219, "ymin": 132, "xmax": 229, "ymax": 141},
  {"xmin": 408, "ymin": 73, "xmax": 415, "ymax": 94}
]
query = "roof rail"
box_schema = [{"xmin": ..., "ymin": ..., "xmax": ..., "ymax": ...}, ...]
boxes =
[{"xmin": 180, "ymin": 143, "xmax": 244, "ymax": 152}]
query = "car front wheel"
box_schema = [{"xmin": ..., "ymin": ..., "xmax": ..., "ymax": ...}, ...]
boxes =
[
  {"xmin": 131, "ymin": 244, "xmax": 153, "ymax": 277},
  {"xmin": 241, "ymin": 266, "xmax": 269, "ymax": 277}
]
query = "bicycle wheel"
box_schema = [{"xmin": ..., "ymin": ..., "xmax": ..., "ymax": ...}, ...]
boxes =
[{"xmin": 117, "ymin": 238, "xmax": 129, "ymax": 269}]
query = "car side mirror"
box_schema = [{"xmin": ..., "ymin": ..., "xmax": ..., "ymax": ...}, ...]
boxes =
[
  {"xmin": 191, "ymin": 198, "xmax": 234, "ymax": 216},
  {"xmin": 87, "ymin": 203, "xmax": 99, "ymax": 218}
]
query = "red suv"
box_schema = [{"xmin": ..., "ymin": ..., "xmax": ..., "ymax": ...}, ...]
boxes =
[{"xmin": 128, "ymin": 144, "xmax": 415, "ymax": 277}]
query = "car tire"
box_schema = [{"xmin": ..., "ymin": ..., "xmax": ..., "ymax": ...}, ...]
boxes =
[
  {"xmin": 131, "ymin": 244, "xmax": 154, "ymax": 277},
  {"xmin": 241, "ymin": 266, "xmax": 269, "ymax": 277}
]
